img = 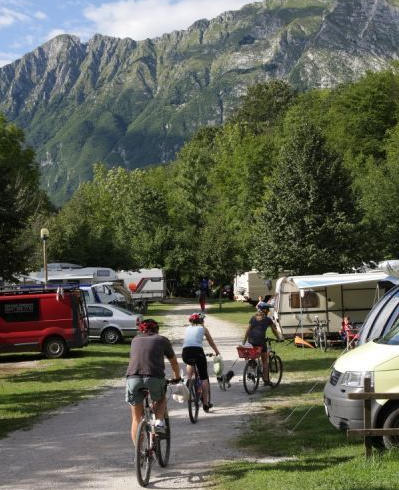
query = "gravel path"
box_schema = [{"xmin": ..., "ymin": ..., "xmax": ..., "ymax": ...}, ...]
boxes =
[{"xmin": 0, "ymin": 303, "xmax": 272, "ymax": 490}]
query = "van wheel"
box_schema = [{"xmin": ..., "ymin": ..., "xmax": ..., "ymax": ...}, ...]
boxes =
[
  {"xmin": 43, "ymin": 337, "xmax": 68, "ymax": 359},
  {"xmin": 382, "ymin": 406, "xmax": 399, "ymax": 449},
  {"xmin": 102, "ymin": 328, "xmax": 121, "ymax": 344}
]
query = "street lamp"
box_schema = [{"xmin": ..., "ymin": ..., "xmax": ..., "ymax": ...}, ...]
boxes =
[{"xmin": 40, "ymin": 228, "xmax": 49, "ymax": 285}]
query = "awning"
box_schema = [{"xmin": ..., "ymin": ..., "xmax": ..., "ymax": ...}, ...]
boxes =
[{"xmin": 292, "ymin": 272, "xmax": 398, "ymax": 290}]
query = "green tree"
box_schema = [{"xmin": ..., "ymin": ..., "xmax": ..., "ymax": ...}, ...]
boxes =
[
  {"xmin": 229, "ymin": 80, "xmax": 298, "ymax": 132},
  {"xmin": 252, "ymin": 120, "xmax": 361, "ymax": 276},
  {"xmin": 0, "ymin": 115, "xmax": 49, "ymax": 280}
]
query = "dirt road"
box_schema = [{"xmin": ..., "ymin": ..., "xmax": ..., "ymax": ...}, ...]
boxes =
[{"xmin": 0, "ymin": 303, "xmax": 270, "ymax": 490}]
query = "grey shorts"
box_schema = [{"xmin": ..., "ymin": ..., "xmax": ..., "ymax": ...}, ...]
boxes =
[{"xmin": 126, "ymin": 376, "xmax": 166, "ymax": 405}]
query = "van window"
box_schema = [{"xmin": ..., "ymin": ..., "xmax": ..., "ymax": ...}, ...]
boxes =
[
  {"xmin": 379, "ymin": 319, "xmax": 399, "ymax": 345},
  {"xmin": 0, "ymin": 299, "xmax": 40, "ymax": 322},
  {"xmin": 290, "ymin": 291, "xmax": 319, "ymax": 309},
  {"xmin": 357, "ymin": 287, "xmax": 399, "ymax": 344}
]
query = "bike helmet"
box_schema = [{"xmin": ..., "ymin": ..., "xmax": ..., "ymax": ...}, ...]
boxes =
[
  {"xmin": 188, "ymin": 312, "xmax": 205, "ymax": 324},
  {"xmin": 257, "ymin": 301, "xmax": 271, "ymax": 311},
  {"xmin": 139, "ymin": 318, "xmax": 159, "ymax": 333}
]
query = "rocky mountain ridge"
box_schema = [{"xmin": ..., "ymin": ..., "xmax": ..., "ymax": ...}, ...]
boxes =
[{"xmin": 1, "ymin": 0, "xmax": 399, "ymax": 205}]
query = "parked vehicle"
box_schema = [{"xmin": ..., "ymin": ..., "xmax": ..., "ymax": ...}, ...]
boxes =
[
  {"xmin": 0, "ymin": 285, "xmax": 88, "ymax": 359},
  {"xmin": 80, "ymin": 282, "xmax": 134, "ymax": 311},
  {"xmin": 26, "ymin": 264, "xmax": 118, "ymax": 285},
  {"xmin": 86, "ymin": 303, "xmax": 143, "ymax": 344},
  {"xmin": 233, "ymin": 270, "xmax": 277, "ymax": 305},
  {"xmin": 324, "ymin": 321, "xmax": 399, "ymax": 449},
  {"xmin": 116, "ymin": 268, "xmax": 166, "ymax": 313},
  {"xmin": 273, "ymin": 271, "xmax": 395, "ymax": 340}
]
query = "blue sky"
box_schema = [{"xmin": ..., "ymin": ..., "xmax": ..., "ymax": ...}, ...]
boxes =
[{"xmin": 0, "ymin": 0, "xmax": 251, "ymax": 67}]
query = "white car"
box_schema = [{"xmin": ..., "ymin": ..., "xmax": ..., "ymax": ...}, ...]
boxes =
[{"xmin": 86, "ymin": 303, "xmax": 143, "ymax": 344}]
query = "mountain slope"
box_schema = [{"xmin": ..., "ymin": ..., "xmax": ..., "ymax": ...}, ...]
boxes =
[{"xmin": 0, "ymin": 0, "xmax": 399, "ymax": 205}]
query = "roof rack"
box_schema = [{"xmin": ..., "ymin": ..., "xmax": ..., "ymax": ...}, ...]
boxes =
[{"xmin": 0, "ymin": 284, "xmax": 81, "ymax": 296}]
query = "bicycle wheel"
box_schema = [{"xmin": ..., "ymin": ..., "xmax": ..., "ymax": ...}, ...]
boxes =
[
  {"xmin": 243, "ymin": 359, "xmax": 260, "ymax": 394},
  {"xmin": 188, "ymin": 378, "xmax": 200, "ymax": 423},
  {"xmin": 313, "ymin": 328, "xmax": 320, "ymax": 348},
  {"xmin": 156, "ymin": 412, "xmax": 171, "ymax": 467},
  {"xmin": 268, "ymin": 353, "xmax": 283, "ymax": 387},
  {"xmin": 319, "ymin": 330, "xmax": 328, "ymax": 352},
  {"xmin": 135, "ymin": 419, "xmax": 152, "ymax": 487}
]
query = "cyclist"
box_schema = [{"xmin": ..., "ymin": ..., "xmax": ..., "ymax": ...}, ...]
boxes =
[
  {"xmin": 242, "ymin": 302, "xmax": 280, "ymax": 385},
  {"xmin": 182, "ymin": 312, "xmax": 220, "ymax": 412},
  {"xmin": 126, "ymin": 319, "xmax": 180, "ymax": 444}
]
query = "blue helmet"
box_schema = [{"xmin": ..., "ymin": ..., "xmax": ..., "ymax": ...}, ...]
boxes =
[{"xmin": 257, "ymin": 301, "xmax": 271, "ymax": 311}]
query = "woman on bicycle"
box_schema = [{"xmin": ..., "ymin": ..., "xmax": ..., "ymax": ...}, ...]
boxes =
[
  {"xmin": 182, "ymin": 312, "xmax": 220, "ymax": 412},
  {"xmin": 242, "ymin": 302, "xmax": 280, "ymax": 385}
]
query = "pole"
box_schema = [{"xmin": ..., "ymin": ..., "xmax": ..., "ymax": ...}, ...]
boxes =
[{"xmin": 43, "ymin": 239, "xmax": 48, "ymax": 285}]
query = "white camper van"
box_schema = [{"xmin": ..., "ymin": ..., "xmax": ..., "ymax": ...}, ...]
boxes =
[
  {"xmin": 234, "ymin": 270, "xmax": 277, "ymax": 305},
  {"xmin": 273, "ymin": 271, "xmax": 395, "ymax": 340}
]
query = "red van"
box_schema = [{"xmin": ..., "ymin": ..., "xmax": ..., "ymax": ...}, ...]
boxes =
[{"xmin": 0, "ymin": 286, "xmax": 89, "ymax": 359}]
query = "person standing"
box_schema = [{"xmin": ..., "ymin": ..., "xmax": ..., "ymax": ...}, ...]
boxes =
[{"xmin": 126, "ymin": 319, "xmax": 180, "ymax": 444}]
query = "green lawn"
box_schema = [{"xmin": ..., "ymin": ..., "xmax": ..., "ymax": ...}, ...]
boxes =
[{"xmin": 210, "ymin": 301, "xmax": 399, "ymax": 490}]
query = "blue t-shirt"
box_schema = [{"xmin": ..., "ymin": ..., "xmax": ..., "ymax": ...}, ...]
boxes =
[
  {"xmin": 183, "ymin": 325, "xmax": 205, "ymax": 348},
  {"xmin": 248, "ymin": 316, "xmax": 273, "ymax": 345}
]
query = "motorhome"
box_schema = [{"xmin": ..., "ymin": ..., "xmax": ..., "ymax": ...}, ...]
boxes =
[
  {"xmin": 273, "ymin": 271, "xmax": 396, "ymax": 339},
  {"xmin": 26, "ymin": 264, "xmax": 118, "ymax": 285},
  {"xmin": 233, "ymin": 270, "xmax": 277, "ymax": 305}
]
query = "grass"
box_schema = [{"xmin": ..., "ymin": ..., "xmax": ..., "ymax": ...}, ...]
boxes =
[
  {"xmin": 0, "ymin": 343, "xmax": 130, "ymax": 438},
  {"xmin": 209, "ymin": 301, "xmax": 399, "ymax": 490},
  {"xmin": 0, "ymin": 300, "xmax": 181, "ymax": 439}
]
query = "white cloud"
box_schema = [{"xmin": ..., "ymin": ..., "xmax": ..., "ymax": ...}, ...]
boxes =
[
  {"xmin": 84, "ymin": 0, "xmax": 250, "ymax": 40},
  {"xmin": 46, "ymin": 28, "xmax": 67, "ymax": 40},
  {"xmin": 0, "ymin": 6, "xmax": 29, "ymax": 28},
  {"xmin": 34, "ymin": 10, "xmax": 47, "ymax": 20}
]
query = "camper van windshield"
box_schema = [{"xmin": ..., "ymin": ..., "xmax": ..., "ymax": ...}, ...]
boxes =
[{"xmin": 378, "ymin": 319, "xmax": 399, "ymax": 345}]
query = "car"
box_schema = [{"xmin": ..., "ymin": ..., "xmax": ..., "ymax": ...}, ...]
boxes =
[{"xmin": 86, "ymin": 303, "xmax": 143, "ymax": 344}]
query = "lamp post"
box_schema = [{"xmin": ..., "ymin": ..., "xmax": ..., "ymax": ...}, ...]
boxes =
[{"xmin": 40, "ymin": 228, "xmax": 49, "ymax": 285}]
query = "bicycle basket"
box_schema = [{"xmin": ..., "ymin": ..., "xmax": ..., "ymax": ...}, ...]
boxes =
[{"xmin": 237, "ymin": 345, "xmax": 263, "ymax": 360}]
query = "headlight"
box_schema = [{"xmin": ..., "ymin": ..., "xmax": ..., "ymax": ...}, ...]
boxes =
[{"xmin": 340, "ymin": 371, "xmax": 374, "ymax": 388}]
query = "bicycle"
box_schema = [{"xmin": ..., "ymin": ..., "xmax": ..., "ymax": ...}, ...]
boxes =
[
  {"xmin": 135, "ymin": 378, "xmax": 180, "ymax": 487},
  {"xmin": 313, "ymin": 316, "xmax": 328, "ymax": 352},
  {"xmin": 186, "ymin": 353, "xmax": 214, "ymax": 424},
  {"xmin": 238, "ymin": 338, "xmax": 283, "ymax": 395}
]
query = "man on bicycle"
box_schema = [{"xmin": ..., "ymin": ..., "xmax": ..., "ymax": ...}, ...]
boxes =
[
  {"xmin": 182, "ymin": 312, "xmax": 220, "ymax": 412},
  {"xmin": 242, "ymin": 302, "xmax": 280, "ymax": 385},
  {"xmin": 126, "ymin": 319, "xmax": 180, "ymax": 444}
]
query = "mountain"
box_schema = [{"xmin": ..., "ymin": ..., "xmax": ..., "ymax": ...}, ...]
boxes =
[{"xmin": 1, "ymin": 0, "xmax": 399, "ymax": 205}]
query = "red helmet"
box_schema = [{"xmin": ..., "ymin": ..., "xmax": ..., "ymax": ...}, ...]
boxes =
[
  {"xmin": 188, "ymin": 312, "xmax": 205, "ymax": 324},
  {"xmin": 139, "ymin": 319, "xmax": 159, "ymax": 333}
]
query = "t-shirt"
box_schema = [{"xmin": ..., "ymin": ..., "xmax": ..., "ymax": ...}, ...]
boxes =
[
  {"xmin": 183, "ymin": 325, "xmax": 205, "ymax": 348},
  {"xmin": 126, "ymin": 333, "xmax": 175, "ymax": 378},
  {"xmin": 248, "ymin": 315, "xmax": 274, "ymax": 346}
]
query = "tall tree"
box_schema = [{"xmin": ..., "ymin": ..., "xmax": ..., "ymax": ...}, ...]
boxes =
[
  {"xmin": 252, "ymin": 120, "xmax": 361, "ymax": 276},
  {"xmin": 0, "ymin": 115, "xmax": 48, "ymax": 280}
]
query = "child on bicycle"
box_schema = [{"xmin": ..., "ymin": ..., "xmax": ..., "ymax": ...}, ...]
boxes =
[
  {"xmin": 182, "ymin": 312, "xmax": 220, "ymax": 412},
  {"xmin": 242, "ymin": 302, "xmax": 281, "ymax": 385}
]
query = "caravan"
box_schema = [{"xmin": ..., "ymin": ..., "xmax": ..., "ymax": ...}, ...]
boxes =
[
  {"xmin": 273, "ymin": 271, "xmax": 395, "ymax": 340},
  {"xmin": 234, "ymin": 270, "xmax": 277, "ymax": 305}
]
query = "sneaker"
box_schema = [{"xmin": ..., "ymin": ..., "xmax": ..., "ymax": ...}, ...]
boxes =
[{"xmin": 203, "ymin": 402, "xmax": 213, "ymax": 413}]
